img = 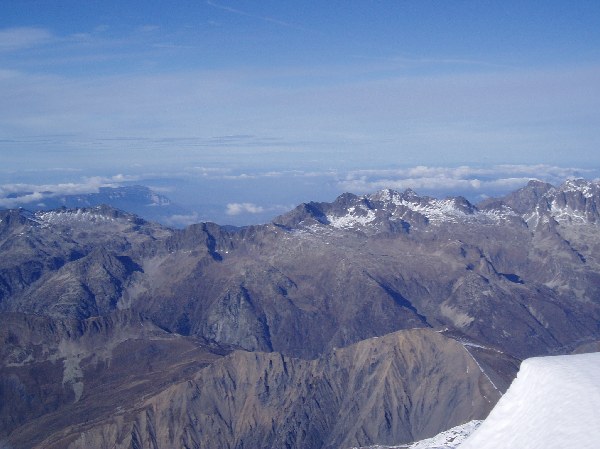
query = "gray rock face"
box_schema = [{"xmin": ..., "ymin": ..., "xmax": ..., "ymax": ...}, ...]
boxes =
[{"xmin": 1, "ymin": 179, "xmax": 600, "ymax": 448}]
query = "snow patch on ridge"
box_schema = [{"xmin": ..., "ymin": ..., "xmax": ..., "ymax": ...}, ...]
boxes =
[
  {"xmin": 398, "ymin": 198, "xmax": 467, "ymax": 224},
  {"xmin": 408, "ymin": 421, "xmax": 482, "ymax": 449},
  {"xmin": 372, "ymin": 189, "xmax": 517, "ymax": 225},
  {"xmin": 374, "ymin": 189, "xmax": 471, "ymax": 223},
  {"xmin": 35, "ymin": 209, "xmax": 117, "ymax": 226},
  {"xmin": 350, "ymin": 420, "xmax": 482, "ymax": 449},
  {"xmin": 550, "ymin": 199, "xmax": 589, "ymax": 224},
  {"xmin": 561, "ymin": 178, "xmax": 594, "ymax": 198},
  {"xmin": 327, "ymin": 206, "xmax": 376, "ymax": 229}
]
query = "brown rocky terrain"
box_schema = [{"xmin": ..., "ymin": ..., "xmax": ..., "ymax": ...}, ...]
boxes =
[{"xmin": 13, "ymin": 329, "xmax": 503, "ymax": 449}]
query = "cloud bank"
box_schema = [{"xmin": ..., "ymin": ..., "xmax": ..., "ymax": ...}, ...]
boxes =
[
  {"xmin": 0, "ymin": 174, "xmax": 139, "ymax": 208},
  {"xmin": 337, "ymin": 165, "xmax": 595, "ymax": 198}
]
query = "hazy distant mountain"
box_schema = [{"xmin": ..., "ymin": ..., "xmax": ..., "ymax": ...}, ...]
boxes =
[
  {"xmin": 1, "ymin": 179, "xmax": 599, "ymax": 448},
  {"xmin": 5, "ymin": 185, "xmax": 191, "ymax": 226}
]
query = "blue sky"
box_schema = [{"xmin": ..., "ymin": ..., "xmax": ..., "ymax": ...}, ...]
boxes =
[{"xmin": 1, "ymin": 1, "xmax": 600, "ymax": 225}]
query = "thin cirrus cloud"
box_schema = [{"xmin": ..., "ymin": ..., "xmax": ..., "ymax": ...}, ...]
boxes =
[
  {"xmin": 205, "ymin": 0, "xmax": 310, "ymax": 32},
  {"xmin": 1, "ymin": 1, "xmax": 599, "ymax": 174},
  {"xmin": 2, "ymin": 54, "xmax": 599, "ymax": 167},
  {"xmin": 1, "ymin": 59, "xmax": 598, "ymax": 177},
  {"xmin": 0, "ymin": 27, "xmax": 54, "ymax": 52}
]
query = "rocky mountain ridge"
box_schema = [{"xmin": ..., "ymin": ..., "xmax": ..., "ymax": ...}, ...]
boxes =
[
  {"xmin": 276, "ymin": 178, "xmax": 600, "ymax": 232},
  {"xmin": 1, "ymin": 179, "xmax": 599, "ymax": 448}
]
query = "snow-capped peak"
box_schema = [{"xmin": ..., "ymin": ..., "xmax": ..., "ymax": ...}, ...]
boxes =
[
  {"xmin": 326, "ymin": 204, "xmax": 377, "ymax": 229},
  {"xmin": 312, "ymin": 189, "xmax": 513, "ymax": 231}
]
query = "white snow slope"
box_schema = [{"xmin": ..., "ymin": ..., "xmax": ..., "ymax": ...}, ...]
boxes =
[{"xmin": 458, "ymin": 351, "xmax": 600, "ymax": 449}]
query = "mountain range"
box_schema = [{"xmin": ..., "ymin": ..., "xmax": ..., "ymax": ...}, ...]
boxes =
[{"xmin": 1, "ymin": 178, "xmax": 599, "ymax": 448}]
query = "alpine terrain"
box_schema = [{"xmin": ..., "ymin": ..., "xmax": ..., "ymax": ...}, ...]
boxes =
[{"xmin": 1, "ymin": 178, "xmax": 599, "ymax": 448}]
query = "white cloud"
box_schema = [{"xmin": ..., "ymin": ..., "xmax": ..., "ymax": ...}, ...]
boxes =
[
  {"xmin": 187, "ymin": 167, "xmax": 233, "ymax": 177},
  {"xmin": 0, "ymin": 27, "xmax": 53, "ymax": 52},
  {"xmin": 225, "ymin": 203, "xmax": 265, "ymax": 216},
  {"xmin": 163, "ymin": 212, "xmax": 200, "ymax": 227},
  {"xmin": 146, "ymin": 185, "xmax": 175, "ymax": 193}
]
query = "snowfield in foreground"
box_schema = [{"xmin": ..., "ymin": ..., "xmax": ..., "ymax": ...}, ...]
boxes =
[{"xmin": 459, "ymin": 351, "xmax": 600, "ymax": 449}]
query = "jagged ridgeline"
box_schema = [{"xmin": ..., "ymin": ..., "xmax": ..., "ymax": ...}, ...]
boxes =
[{"xmin": 1, "ymin": 179, "xmax": 599, "ymax": 448}]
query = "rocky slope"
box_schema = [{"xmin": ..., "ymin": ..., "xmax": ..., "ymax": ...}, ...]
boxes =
[
  {"xmin": 12, "ymin": 329, "xmax": 500, "ymax": 449},
  {"xmin": 1, "ymin": 179, "xmax": 600, "ymax": 448},
  {"xmin": 0, "ymin": 311, "xmax": 228, "ymax": 447}
]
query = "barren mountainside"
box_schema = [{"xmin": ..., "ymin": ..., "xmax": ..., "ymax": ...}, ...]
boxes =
[{"xmin": 1, "ymin": 179, "xmax": 600, "ymax": 448}]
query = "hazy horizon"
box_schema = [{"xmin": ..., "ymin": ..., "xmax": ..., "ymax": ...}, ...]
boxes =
[
  {"xmin": 2, "ymin": 1, "xmax": 600, "ymax": 225},
  {"xmin": 2, "ymin": 163, "xmax": 598, "ymax": 227}
]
